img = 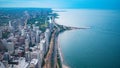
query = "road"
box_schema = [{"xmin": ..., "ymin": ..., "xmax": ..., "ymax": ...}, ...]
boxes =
[{"xmin": 43, "ymin": 29, "xmax": 58, "ymax": 68}]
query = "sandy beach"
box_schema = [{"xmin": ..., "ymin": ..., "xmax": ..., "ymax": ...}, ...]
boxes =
[{"xmin": 57, "ymin": 35, "xmax": 70, "ymax": 68}]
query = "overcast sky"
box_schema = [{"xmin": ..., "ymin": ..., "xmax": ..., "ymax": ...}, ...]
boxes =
[{"xmin": 0, "ymin": 0, "xmax": 120, "ymax": 9}]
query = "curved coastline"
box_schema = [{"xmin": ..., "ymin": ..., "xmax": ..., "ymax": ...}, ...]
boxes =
[
  {"xmin": 56, "ymin": 23, "xmax": 90, "ymax": 68},
  {"xmin": 58, "ymin": 33, "xmax": 70, "ymax": 68},
  {"xmin": 49, "ymin": 22, "xmax": 90, "ymax": 68}
]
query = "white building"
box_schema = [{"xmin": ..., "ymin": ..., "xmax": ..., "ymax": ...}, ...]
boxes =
[
  {"xmin": 8, "ymin": 21, "xmax": 14, "ymax": 32},
  {"xmin": 30, "ymin": 50, "xmax": 41, "ymax": 68},
  {"xmin": 30, "ymin": 31, "xmax": 36, "ymax": 45},
  {"xmin": 29, "ymin": 59, "xmax": 39, "ymax": 68},
  {"xmin": 25, "ymin": 39, "xmax": 29, "ymax": 52},
  {"xmin": 9, "ymin": 21, "xmax": 12, "ymax": 28},
  {"xmin": 33, "ymin": 24, "xmax": 39, "ymax": 31},
  {"xmin": 21, "ymin": 29, "xmax": 25, "ymax": 36},
  {"xmin": 0, "ymin": 30, "xmax": 2, "ymax": 38},
  {"xmin": 1, "ymin": 39, "xmax": 7, "ymax": 48},
  {"xmin": 26, "ymin": 33, "xmax": 30, "ymax": 42},
  {"xmin": 36, "ymin": 30, "xmax": 41, "ymax": 43},
  {"xmin": 7, "ymin": 42, "xmax": 14, "ymax": 54},
  {"xmin": 9, "ymin": 57, "xmax": 29, "ymax": 68},
  {"xmin": 39, "ymin": 39, "xmax": 46, "ymax": 57},
  {"xmin": 48, "ymin": 16, "xmax": 54, "ymax": 31},
  {"xmin": 44, "ymin": 28, "xmax": 51, "ymax": 53}
]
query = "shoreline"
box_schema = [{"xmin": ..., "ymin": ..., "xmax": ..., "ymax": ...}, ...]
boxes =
[
  {"xmin": 57, "ymin": 33, "xmax": 70, "ymax": 68},
  {"xmin": 56, "ymin": 23, "xmax": 90, "ymax": 68},
  {"xmin": 43, "ymin": 22, "xmax": 90, "ymax": 68}
]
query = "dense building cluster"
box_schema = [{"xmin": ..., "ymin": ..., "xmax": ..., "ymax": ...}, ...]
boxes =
[{"xmin": 0, "ymin": 8, "xmax": 56, "ymax": 68}]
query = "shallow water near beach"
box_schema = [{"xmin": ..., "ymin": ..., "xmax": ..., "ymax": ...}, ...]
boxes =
[{"xmin": 56, "ymin": 9, "xmax": 120, "ymax": 68}]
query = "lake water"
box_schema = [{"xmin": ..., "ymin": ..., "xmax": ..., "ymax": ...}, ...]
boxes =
[{"xmin": 56, "ymin": 9, "xmax": 120, "ymax": 68}]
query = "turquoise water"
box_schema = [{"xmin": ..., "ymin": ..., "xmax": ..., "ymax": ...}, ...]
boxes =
[{"xmin": 56, "ymin": 9, "xmax": 120, "ymax": 68}]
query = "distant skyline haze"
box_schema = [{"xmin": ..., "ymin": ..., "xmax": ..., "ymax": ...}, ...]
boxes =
[{"xmin": 0, "ymin": 0, "xmax": 120, "ymax": 9}]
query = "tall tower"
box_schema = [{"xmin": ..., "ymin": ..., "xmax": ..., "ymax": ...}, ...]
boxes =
[
  {"xmin": 9, "ymin": 21, "xmax": 12, "ymax": 28},
  {"xmin": 7, "ymin": 42, "xmax": 14, "ymax": 54},
  {"xmin": 24, "ymin": 19, "xmax": 27, "ymax": 29},
  {"xmin": 52, "ymin": 16, "xmax": 55, "ymax": 23}
]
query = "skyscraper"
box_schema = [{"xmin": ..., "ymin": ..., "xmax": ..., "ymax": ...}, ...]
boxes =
[{"xmin": 7, "ymin": 42, "xmax": 14, "ymax": 54}]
